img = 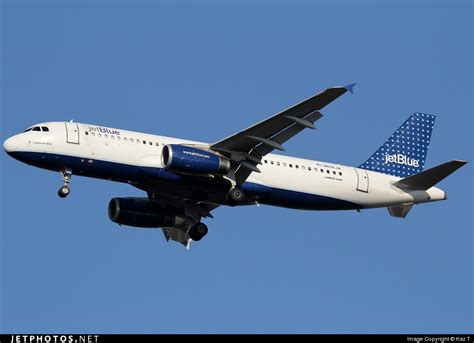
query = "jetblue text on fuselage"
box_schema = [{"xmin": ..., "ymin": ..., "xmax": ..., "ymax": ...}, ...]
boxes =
[
  {"xmin": 384, "ymin": 153, "xmax": 419, "ymax": 167},
  {"xmin": 88, "ymin": 126, "xmax": 120, "ymax": 135}
]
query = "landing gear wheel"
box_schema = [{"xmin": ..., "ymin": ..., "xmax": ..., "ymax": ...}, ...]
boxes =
[
  {"xmin": 228, "ymin": 187, "xmax": 245, "ymax": 202},
  {"xmin": 188, "ymin": 223, "xmax": 208, "ymax": 241},
  {"xmin": 58, "ymin": 169, "xmax": 72, "ymax": 198},
  {"xmin": 58, "ymin": 185, "xmax": 70, "ymax": 198}
]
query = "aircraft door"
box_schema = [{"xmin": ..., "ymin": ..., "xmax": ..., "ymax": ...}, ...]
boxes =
[
  {"xmin": 355, "ymin": 168, "xmax": 369, "ymax": 192},
  {"xmin": 65, "ymin": 122, "xmax": 80, "ymax": 144}
]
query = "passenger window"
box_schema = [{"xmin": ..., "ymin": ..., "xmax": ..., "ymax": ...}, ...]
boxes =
[
  {"xmin": 276, "ymin": 162, "xmax": 280, "ymax": 166},
  {"xmin": 301, "ymin": 166, "xmax": 305, "ymax": 170},
  {"xmin": 91, "ymin": 132, "xmax": 95, "ymax": 136},
  {"xmin": 155, "ymin": 142, "xmax": 159, "ymax": 146},
  {"xmin": 327, "ymin": 170, "xmax": 330, "ymax": 174},
  {"xmin": 339, "ymin": 172, "xmax": 342, "ymax": 176},
  {"xmin": 308, "ymin": 167, "xmax": 311, "ymax": 171},
  {"xmin": 283, "ymin": 162, "xmax": 287, "ymax": 167},
  {"xmin": 85, "ymin": 131, "xmax": 89, "ymax": 135},
  {"xmin": 295, "ymin": 165, "xmax": 299, "ymax": 169},
  {"xmin": 333, "ymin": 171, "xmax": 336, "ymax": 175},
  {"xmin": 136, "ymin": 139, "xmax": 140, "ymax": 144},
  {"xmin": 149, "ymin": 141, "xmax": 152, "ymax": 145},
  {"xmin": 289, "ymin": 164, "xmax": 293, "ymax": 168},
  {"xmin": 111, "ymin": 135, "xmax": 114, "ymax": 139},
  {"xmin": 270, "ymin": 161, "xmax": 274, "ymax": 165},
  {"xmin": 264, "ymin": 160, "xmax": 267, "ymax": 164},
  {"xmin": 143, "ymin": 140, "xmax": 146, "ymax": 144},
  {"xmin": 41, "ymin": 126, "xmax": 49, "ymax": 132},
  {"xmin": 117, "ymin": 136, "xmax": 121, "ymax": 141},
  {"xmin": 123, "ymin": 137, "xmax": 127, "ymax": 142},
  {"xmin": 98, "ymin": 133, "xmax": 102, "ymax": 137},
  {"xmin": 104, "ymin": 134, "xmax": 108, "ymax": 138},
  {"xmin": 32, "ymin": 127, "xmax": 41, "ymax": 131},
  {"xmin": 130, "ymin": 138, "xmax": 134, "ymax": 142},
  {"xmin": 320, "ymin": 169, "xmax": 324, "ymax": 173}
]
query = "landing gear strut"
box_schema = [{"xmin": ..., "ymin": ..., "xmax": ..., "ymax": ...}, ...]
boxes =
[
  {"xmin": 58, "ymin": 169, "xmax": 72, "ymax": 198},
  {"xmin": 188, "ymin": 222, "xmax": 208, "ymax": 241}
]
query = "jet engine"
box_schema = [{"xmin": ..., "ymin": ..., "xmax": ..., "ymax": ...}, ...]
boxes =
[
  {"xmin": 108, "ymin": 197, "xmax": 186, "ymax": 228},
  {"xmin": 161, "ymin": 144, "xmax": 230, "ymax": 175}
]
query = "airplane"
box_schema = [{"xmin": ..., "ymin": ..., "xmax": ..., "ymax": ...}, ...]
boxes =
[{"xmin": 3, "ymin": 84, "xmax": 467, "ymax": 248}]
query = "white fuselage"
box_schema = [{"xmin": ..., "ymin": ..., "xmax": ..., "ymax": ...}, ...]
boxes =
[{"xmin": 3, "ymin": 121, "xmax": 446, "ymax": 211}]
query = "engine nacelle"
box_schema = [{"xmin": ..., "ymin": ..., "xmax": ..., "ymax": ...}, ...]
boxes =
[
  {"xmin": 108, "ymin": 197, "xmax": 186, "ymax": 228},
  {"xmin": 161, "ymin": 144, "xmax": 230, "ymax": 175}
]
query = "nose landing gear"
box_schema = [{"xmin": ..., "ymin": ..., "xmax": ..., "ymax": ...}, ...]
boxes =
[
  {"xmin": 58, "ymin": 169, "xmax": 72, "ymax": 198},
  {"xmin": 58, "ymin": 185, "xmax": 70, "ymax": 198}
]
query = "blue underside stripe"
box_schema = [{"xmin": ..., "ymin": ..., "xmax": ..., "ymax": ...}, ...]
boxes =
[{"xmin": 7, "ymin": 151, "xmax": 363, "ymax": 211}]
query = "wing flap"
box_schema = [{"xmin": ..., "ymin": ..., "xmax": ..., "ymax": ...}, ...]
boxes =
[
  {"xmin": 235, "ymin": 111, "xmax": 322, "ymax": 184},
  {"xmin": 162, "ymin": 227, "xmax": 190, "ymax": 247}
]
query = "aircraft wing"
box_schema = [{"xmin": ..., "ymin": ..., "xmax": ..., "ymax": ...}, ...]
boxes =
[{"xmin": 210, "ymin": 84, "xmax": 355, "ymax": 185}]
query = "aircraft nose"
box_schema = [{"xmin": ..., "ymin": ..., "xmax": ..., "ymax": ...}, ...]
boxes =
[{"xmin": 3, "ymin": 135, "xmax": 18, "ymax": 154}]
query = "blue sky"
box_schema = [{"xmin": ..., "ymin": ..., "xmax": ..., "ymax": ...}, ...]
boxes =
[{"xmin": 1, "ymin": 0, "xmax": 472, "ymax": 333}]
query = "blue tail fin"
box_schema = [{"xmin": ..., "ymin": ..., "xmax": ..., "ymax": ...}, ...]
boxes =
[{"xmin": 359, "ymin": 113, "xmax": 436, "ymax": 177}]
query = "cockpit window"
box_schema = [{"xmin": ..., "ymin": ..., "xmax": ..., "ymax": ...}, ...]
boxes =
[{"xmin": 24, "ymin": 126, "xmax": 49, "ymax": 132}]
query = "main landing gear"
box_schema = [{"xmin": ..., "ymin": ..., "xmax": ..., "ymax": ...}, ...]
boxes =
[
  {"xmin": 58, "ymin": 169, "xmax": 72, "ymax": 198},
  {"xmin": 228, "ymin": 187, "xmax": 245, "ymax": 203},
  {"xmin": 188, "ymin": 222, "xmax": 208, "ymax": 241}
]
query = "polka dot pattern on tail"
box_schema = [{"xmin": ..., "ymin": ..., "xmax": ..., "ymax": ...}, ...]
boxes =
[{"xmin": 358, "ymin": 113, "xmax": 436, "ymax": 177}]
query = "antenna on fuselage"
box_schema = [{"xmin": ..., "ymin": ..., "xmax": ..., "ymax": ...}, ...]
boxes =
[{"xmin": 69, "ymin": 119, "xmax": 74, "ymax": 122}]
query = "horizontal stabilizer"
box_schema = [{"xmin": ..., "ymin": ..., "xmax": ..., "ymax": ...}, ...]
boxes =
[
  {"xmin": 388, "ymin": 204, "xmax": 413, "ymax": 218},
  {"xmin": 394, "ymin": 160, "xmax": 467, "ymax": 190}
]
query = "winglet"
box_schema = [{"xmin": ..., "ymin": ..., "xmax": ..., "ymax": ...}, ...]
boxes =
[{"xmin": 344, "ymin": 83, "xmax": 356, "ymax": 94}]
